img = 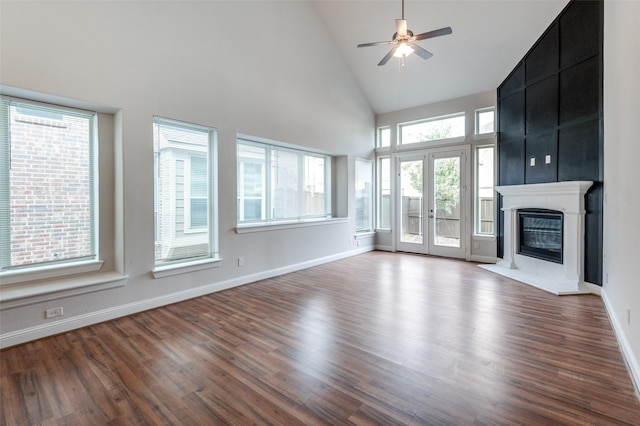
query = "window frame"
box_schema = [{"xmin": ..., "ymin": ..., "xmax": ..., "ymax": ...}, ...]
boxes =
[
  {"xmin": 376, "ymin": 156, "xmax": 391, "ymax": 230},
  {"xmin": 152, "ymin": 116, "xmax": 219, "ymax": 274},
  {"xmin": 237, "ymin": 136, "xmax": 333, "ymax": 228},
  {"xmin": 355, "ymin": 158, "xmax": 374, "ymax": 233},
  {"xmin": 0, "ymin": 96, "xmax": 104, "ymax": 286},
  {"xmin": 474, "ymin": 144, "xmax": 496, "ymax": 236},
  {"xmin": 398, "ymin": 112, "xmax": 466, "ymax": 146},
  {"xmin": 474, "ymin": 107, "xmax": 496, "ymax": 136},
  {"xmin": 377, "ymin": 126, "xmax": 391, "ymax": 148}
]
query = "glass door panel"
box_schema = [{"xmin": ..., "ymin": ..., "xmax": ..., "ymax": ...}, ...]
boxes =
[
  {"xmin": 428, "ymin": 150, "xmax": 467, "ymax": 259},
  {"xmin": 396, "ymin": 158, "xmax": 428, "ymax": 254},
  {"xmin": 433, "ymin": 156, "xmax": 461, "ymax": 248}
]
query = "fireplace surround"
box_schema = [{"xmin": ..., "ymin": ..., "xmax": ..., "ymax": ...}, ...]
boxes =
[{"xmin": 480, "ymin": 181, "xmax": 596, "ymax": 295}]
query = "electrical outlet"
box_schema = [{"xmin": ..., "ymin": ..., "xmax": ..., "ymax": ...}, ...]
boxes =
[
  {"xmin": 238, "ymin": 257, "xmax": 244, "ymax": 267},
  {"xmin": 45, "ymin": 307, "xmax": 63, "ymax": 319}
]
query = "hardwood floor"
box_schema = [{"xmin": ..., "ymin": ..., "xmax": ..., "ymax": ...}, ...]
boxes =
[{"xmin": 2, "ymin": 251, "xmax": 639, "ymax": 425}]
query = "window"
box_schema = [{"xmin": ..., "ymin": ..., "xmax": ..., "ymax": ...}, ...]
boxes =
[
  {"xmin": 475, "ymin": 107, "xmax": 495, "ymax": 135},
  {"xmin": 399, "ymin": 112, "xmax": 465, "ymax": 145},
  {"xmin": 377, "ymin": 157, "xmax": 391, "ymax": 229},
  {"xmin": 355, "ymin": 159, "xmax": 373, "ymax": 232},
  {"xmin": 1, "ymin": 97, "xmax": 101, "ymax": 282},
  {"xmin": 475, "ymin": 145, "xmax": 495, "ymax": 235},
  {"xmin": 237, "ymin": 138, "xmax": 331, "ymax": 224},
  {"xmin": 153, "ymin": 117, "xmax": 218, "ymax": 267},
  {"xmin": 377, "ymin": 126, "xmax": 391, "ymax": 148}
]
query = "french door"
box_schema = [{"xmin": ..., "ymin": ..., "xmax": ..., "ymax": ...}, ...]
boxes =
[{"xmin": 395, "ymin": 147, "xmax": 469, "ymax": 259}]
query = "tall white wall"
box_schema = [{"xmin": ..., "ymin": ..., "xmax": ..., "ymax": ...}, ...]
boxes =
[
  {"xmin": 603, "ymin": 0, "xmax": 640, "ymax": 391},
  {"xmin": 0, "ymin": 1, "xmax": 374, "ymax": 344}
]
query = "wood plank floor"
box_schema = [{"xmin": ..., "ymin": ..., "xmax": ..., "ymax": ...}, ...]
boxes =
[{"xmin": 2, "ymin": 251, "xmax": 639, "ymax": 425}]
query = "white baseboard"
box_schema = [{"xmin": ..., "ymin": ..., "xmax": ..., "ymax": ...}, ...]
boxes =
[
  {"xmin": 601, "ymin": 290, "xmax": 640, "ymax": 398},
  {"xmin": 374, "ymin": 245, "xmax": 393, "ymax": 252},
  {"xmin": 470, "ymin": 255, "xmax": 496, "ymax": 264},
  {"xmin": 0, "ymin": 247, "xmax": 373, "ymax": 349}
]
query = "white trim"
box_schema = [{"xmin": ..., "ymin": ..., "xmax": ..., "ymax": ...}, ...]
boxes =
[
  {"xmin": 473, "ymin": 133, "xmax": 497, "ymax": 141},
  {"xmin": 0, "ymin": 271, "xmax": 127, "ymax": 309},
  {"xmin": 375, "ymin": 245, "xmax": 393, "ymax": 252},
  {"xmin": 237, "ymin": 133, "xmax": 333, "ymax": 156},
  {"xmin": 1, "ymin": 259, "xmax": 105, "ymax": 286},
  {"xmin": 601, "ymin": 289, "xmax": 640, "ymax": 398},
  {"xmin": 0, "ymin": 247, "xmax": 373, "ymax": 349},
  {"xmin": 470, "ymin": 255, "xmax": 497, "ymax": 264},
  {"xmin": 152, "ymin": 257, "xmax": 223, "ymax": 279},
  {"xmin": 236, "ymin": 217, "xmax": 348, "ymax": 234},
  {"xmin": 354, "ymin": 231, "xmax": 375, "ymax": 240}
]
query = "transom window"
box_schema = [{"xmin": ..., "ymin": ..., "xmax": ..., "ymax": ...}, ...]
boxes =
[
  {"xmin": 377, "ymin": 126, "xmax": 391, "ymax": 148},
  {"xmin": 475, "ymin": 107, "xmax": 495, "ymax": 135},
  {"xmin": 399, "ymin": 112, "xmax": 465, "ymax": 145},
  {"xmin": 237, "ymin": 138, "xmax": 331, "ymax": 224}
]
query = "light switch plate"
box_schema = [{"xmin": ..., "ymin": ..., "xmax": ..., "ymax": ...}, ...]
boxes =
[
  {"xmin": 530, "ymin": 157, "xmax": 536, "ymax": 166},
  {"xmin": 545, "ymin": 154, "xmax": 551, "ymax": 164}
]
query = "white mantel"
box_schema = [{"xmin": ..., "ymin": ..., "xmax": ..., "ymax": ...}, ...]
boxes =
[{"xmin": 481, "ymin": 181, "xmax": 596, "ymax": 295}]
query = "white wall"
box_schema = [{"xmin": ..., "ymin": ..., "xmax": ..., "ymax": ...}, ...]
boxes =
[
  {"xmin": 0, "ymin": 1, "xmax": 374, "ymax": 345},
  {"xmin": 603, "ymin": 0, "xmax": 640, "ymax": 392},
  {"xmin": 374, "ymin": 90, "xmax": 497, "ymax": 261}
]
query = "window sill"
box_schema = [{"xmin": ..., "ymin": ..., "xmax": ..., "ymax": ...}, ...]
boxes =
[
  {"xmin": 152, "ymin": 257, "xmax": 222, "ymax": 279},
  {"xmin": 473, "ymin": 234, "xmax": 496, "ymax": 241},
  {"xmin": 355, "ymin": 231, "xmax": 375, "ymax": 239},
  {"xmin": 0, "ymin": 270, "xmax": 128, "ymax": 309},
  {"xmin": 236, "ymin": 217, "xmax": 348, "ymax": 234},
  {"xmin": 1, "ymin": 259, "xmax": 105, "ymax": 286},
  {"xmin": 375, "ymin": 228, "xmax": 391, "ymax": 233}
]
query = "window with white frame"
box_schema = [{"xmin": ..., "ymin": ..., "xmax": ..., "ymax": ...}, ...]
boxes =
[
  {"xmin": 153, "ymin": 117, "xmax": 218, "ymax": 267},
  {"xmin": 475, "ymin": 145, "xmax": 495, "ymax": 235},
  {"xmin": 475, "ymin": 107, "xmax": 495, "ymax": 135},
  {"xmin": 355, "ymin": 158, "xmax": 373, "ymax": 232},
  {"xmin": 0, "ymin": 98, "xmax": 100, "ymax": 281},
  {"xmin": 237, "ymin": 138, "xmax": 331, "ymax": 224},
  {"xmin": 377, "ymin": 126, "xmax": 391, "ymax": 148},
  {"xmin": 377, "ymin": 156, "xmax": 391, "ymax": 229},
  {"xmin": 399, "ymin": 112, "xmax": 465, "ymax": 145}
]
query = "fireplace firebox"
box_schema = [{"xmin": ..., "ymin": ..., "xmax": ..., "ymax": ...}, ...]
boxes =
[{"xmin": 518, "ymin": 209, "xmax": 563, "ymax": 264}]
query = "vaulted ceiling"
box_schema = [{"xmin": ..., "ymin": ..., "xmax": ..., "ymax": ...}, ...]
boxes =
[{"xmin": 312, "ymin": 0, "xmax": 569, "ymax": 114}]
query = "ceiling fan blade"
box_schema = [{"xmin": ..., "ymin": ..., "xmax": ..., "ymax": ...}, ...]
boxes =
[
  {"xmin": 357, "ymin": 41, "xmax": 393, "ymax": 48},
  {"xmin": 412, "ymin": 44, "xmax": 433, "ymax": 60},
  {"xmin": 378, "ymin": 47, "xmax": 398, "ymax": 66},
  {"xmin": 414, "ymin": 27, "xmax": 452, "ymax": 41}
]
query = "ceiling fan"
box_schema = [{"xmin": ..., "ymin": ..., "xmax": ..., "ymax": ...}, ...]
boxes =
[{"xmin": 357, "ymin": 0, "xmax": 452, "ymax": 66}]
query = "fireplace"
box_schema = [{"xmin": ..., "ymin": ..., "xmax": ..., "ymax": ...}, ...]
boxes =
[
  {"xmin": 518, "ymin": 209, "xmax": 563, "ymax": 264},
  {"xmin": 480, "ymin": 181, "xmax": 596, "ymax": 295}
]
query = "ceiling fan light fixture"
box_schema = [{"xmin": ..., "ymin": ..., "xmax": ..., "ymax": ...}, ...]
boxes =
[{"xmin": 393, "ymin": 42, "xmax": 414, "ymax": 58}]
